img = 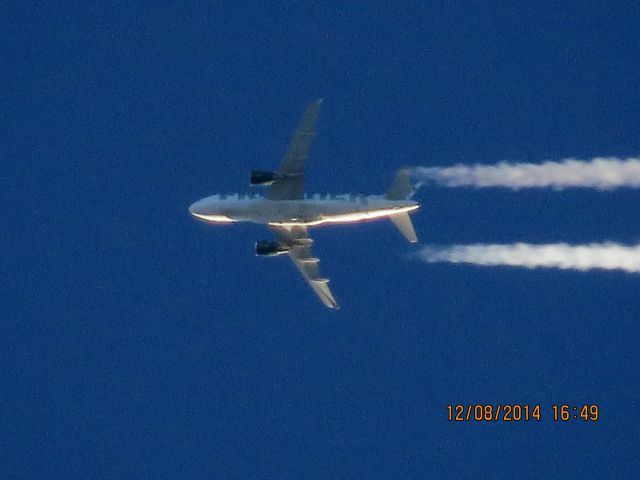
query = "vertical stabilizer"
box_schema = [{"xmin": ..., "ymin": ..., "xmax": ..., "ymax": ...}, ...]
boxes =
[
  {"xmin": 385, "ymin": 168, "xmax": 413, "ymax": 200},
  {"xmin": 389, "ymin": 212, "xmax": 418, "ymax": 243}
]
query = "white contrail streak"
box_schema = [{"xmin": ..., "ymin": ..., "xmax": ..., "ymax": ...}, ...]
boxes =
[
  {"xmin": 413, "ymin": 157, "xmax": 640, "ymax": 190},
  {"xmin": 417, "ymin": 243, "xmax": 640, "ymax": 273}
]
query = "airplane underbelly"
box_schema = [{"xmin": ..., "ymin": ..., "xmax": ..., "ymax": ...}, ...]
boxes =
[
  {"xmin": 321, "ymin": 208, "xmax": 396, "ymax": 223},
  {"xmin": 269, "ymin": 207, "xmax": 399, "ymax": 227},
  {"xmin": 266, "ymin": 201, "xmax": 418, "ymax": 227}
]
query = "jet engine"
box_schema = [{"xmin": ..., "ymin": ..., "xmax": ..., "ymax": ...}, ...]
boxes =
[
  {"xmin": 255, "ymin": 240, "xmax": 290, "ymax": 256},
  {"xmin": 250, "ymin": 171, "xmax": 277, "ymax": 186}
]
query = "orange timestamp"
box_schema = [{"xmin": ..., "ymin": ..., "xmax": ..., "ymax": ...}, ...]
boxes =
[{"xmin": 446, "ymin": 404, "xmax": 600, "ymax": 422}]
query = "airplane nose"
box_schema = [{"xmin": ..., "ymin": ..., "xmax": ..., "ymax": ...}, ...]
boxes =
[{"xmin": 189, "ymin": 200, "xmax": 203, "ymax": 216}]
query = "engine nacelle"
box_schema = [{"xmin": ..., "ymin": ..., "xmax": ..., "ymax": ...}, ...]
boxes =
[
  {"xmin": 255, "ymin": 240, "xmax": 290, "ymax": 256},
  {"xmin": 250, "ymin": 171, "xmax": 277, "ymax": 186}
]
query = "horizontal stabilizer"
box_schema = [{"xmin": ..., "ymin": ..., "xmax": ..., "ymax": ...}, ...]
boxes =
[{"xmin": 389, "ymin": 212, "xmax": 418, "ymax": 243}]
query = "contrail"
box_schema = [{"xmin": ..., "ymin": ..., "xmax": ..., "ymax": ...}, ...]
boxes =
[
  {"xmin": 413, "ymin": 157, "xmax": 640, "ymax": 190},
  {"xmin": 417, "ymin": 242, "xmax": 640, "ymax": 273}
]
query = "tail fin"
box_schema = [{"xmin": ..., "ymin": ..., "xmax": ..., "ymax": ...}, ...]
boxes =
[
  {"xmin": 385, "ymin": 168, "xmax": 414, "ymax": 200},
  {"xmin": 389, "ymin": 212, "xmax": 418, "ymax": 243},
  {"xmin": 386, "ymin": 168, "xmax": 418, "ymax": 242}
]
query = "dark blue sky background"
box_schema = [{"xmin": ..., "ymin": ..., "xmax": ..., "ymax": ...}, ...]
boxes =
[{"xmin": 2, "ymin": 2, "xmax": 639, "ymax": 478}]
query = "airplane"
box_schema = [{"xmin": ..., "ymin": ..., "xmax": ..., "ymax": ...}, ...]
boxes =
[{"xmin": 188, "ymin": 99, "xmax": 420, "ymax": 309}]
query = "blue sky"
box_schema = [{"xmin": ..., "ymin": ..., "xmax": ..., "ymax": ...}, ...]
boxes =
[{"xmin": 3, "ymin": 2, "xmax": 639, "ymax": 478}]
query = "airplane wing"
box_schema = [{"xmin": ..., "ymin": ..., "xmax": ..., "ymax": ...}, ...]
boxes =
[
  {"xmin": 270, "ymin": 225, "xmax": 339, "ymax": 309},
  {"xmin": 267, "ymin": 99, "xmax": 323, "ymax": 201}
]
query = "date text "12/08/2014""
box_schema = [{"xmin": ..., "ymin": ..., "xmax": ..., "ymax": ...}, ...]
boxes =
[{"xmin": 446, "ymin": 404, "xmax": 599, "ymax": 422}]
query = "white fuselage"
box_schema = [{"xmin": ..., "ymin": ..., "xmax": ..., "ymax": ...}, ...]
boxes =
[{"xmin": 189, "ymin": 193, "xmax": 420, "ymax": 227}]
